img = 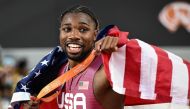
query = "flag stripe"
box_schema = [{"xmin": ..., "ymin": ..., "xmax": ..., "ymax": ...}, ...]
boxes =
[
  {"xmin": 11, "ymin": 92, "xmax": 31, "ymax": 104},
  {"xmin": 167, "ymin": 51, "xmax": 189, "ymax": 104},
  {"xmin": 152, "ymin": 46, "xmax": 172, "ymax": 101},
  {"xmin": 137, "ymin": 39, "xmax": 157, "ymax": 99},
  {"xmin": 183, "ymin": 60, "xmax": 190, "ymax": 99},
  {"xmin": 109, "ymin": 45, "xmax": 126, "ymax": 94},
  {"xmin": 124, "ymin": 39, "xmax": 141, "ymax": 97}
]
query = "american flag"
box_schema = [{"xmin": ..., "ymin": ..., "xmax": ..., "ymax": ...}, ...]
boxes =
[
  {"xmin": 102, "ymin": 26, "xmax": 190, "ymax": 106},
  {"xmin": 10, "ymin": 46, "xmax": 68, "ymax": 108},
  {"xmin": 78, "ymin": 81, "xmax": 89, "ymax": 90},
  {"xmin": 10, "ymin": 25, "xmax": 190, "ymax": 108}
]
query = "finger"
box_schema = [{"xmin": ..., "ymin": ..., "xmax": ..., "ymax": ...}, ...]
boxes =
[
  {"xmin": 94, "ymin": 41, "xmax": 102, "ymax": 56},
  {"xmin": 22, "ymin": 102, "xmax": 30, "ymax": 109},
  {"xmin": 104, "ymin": 36, "xmax": 114, "ymax": 50},
  {"xmin": 103, "ymin": 36, "xmax": 118, "ymax": 53},
  {"xmin": 30, "ymin": 96, "xmax": 37, "ymax": 101},
  {"xmin": 29, "ymin": 96, "xmax": 40, "ymax": 105},
  {"xmin": 97, "ymin": 41, "xmax": 102, "ymax": 52},
  {"xmin": 94, "ymin": 48, "xmax": 101, "ymax": 56},
  {"xmin": 95, "ymin": 38, "xmax": 104, "ymax": 50},
  {"xmin": 28, "ymin": 101, "xmax": 39, "ymax": 106},
  {"xmin": 112, "ymin": 37, "xmax": 119, "ymax": 51},
  {"xmin": 100, "ymin": 37, "xmax": 109, "ymax": 51}
]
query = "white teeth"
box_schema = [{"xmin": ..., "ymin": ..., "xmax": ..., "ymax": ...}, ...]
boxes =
[
  {"xmin": 68, "ymin": 44, "xmax": 81, "ymax": 48},
  {"xmin": 70, "ymin": 47, "xmax": 80, "ymax": 51}
]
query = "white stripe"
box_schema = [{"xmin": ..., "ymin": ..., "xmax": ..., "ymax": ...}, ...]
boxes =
[
  {"xmin": 125, "ymin": 103, "xmax": 190, "ymax": 109},
  {"xmin": 167, "ymin": 51, "xmax": 189, "ymax": 104},
  {"xmin": 109, "ymin": 45, "xmax": 126, "ymax": 94},
  {"xmin": 10, "ymin": 92, "xmax": 31, "ymax": 106},
  {"xmin": 137, "ymin": 39, "xmax": 157, "ymax": 100}
]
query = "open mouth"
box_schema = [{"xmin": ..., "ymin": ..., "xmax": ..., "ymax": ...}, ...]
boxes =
[{"xmin": 67, "ymin": 43, "xmax": 83, "ymax": 54}]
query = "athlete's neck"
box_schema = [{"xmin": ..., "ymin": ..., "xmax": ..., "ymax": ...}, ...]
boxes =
[
  {"xmin": 68, "ymin": 50, "xmax": 93, "ymax": 68},
  {"xmin": 68, "ymin": 60, "xmax": 79, "ymax": 69},
  {"xmin": 68, "ymin": 56, "xmax": 87, "ymax": 68}
]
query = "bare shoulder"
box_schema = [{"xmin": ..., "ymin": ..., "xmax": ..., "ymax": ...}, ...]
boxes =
[
  {"xmin": 94, "ymin": 65, "xmax": 110, "ymax": 92},
  {"xmin": 93, "ymin": 65, "xmax": 125, "ymax": 109}
]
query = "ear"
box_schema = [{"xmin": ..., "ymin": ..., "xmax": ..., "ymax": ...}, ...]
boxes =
[{"xmin": 94, "ymin": 29, "xmax": 99, "ymax": 41}]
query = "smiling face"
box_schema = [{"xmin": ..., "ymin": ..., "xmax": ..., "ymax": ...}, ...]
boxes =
[{"xmin": 59, "ymin": 12, "xmax": 97, "ymax": 62}]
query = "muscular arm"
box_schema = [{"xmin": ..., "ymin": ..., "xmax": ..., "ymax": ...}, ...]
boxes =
[{"xmin": 94, "ymin": 65, "xmax": 125, "ymax": 109}]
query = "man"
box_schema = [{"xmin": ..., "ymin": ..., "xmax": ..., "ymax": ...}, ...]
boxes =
[
  {"xmin": 11, "ymin": 4, "xmax": 190, "ymax": 109},
  {"xmin": 15, "ymin": 5, "xmax": 125, "ymax": 109}
]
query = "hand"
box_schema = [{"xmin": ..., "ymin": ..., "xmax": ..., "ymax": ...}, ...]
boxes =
[
  {"xmin": 21, "ymin": 96, "xmax": 40, "ymax": 109},
  {"xmin": 95, "ymin": 36, "xmax": 119, "ymax": 55}
]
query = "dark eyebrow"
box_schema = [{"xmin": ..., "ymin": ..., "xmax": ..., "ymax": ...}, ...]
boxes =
[
  {"xmin": 61, "ymin": 22, "xmax": 90, "ymax": 27},
  {"xmin": 61, "ymin": 23, "xmax": 71, "ymax": 27},
  {"xmin": 79, "ymin": 22, "xmax": 90, "ymax": 26}
]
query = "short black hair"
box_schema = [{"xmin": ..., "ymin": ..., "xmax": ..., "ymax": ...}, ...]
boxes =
[{"xmin": 60, "ymin": 5, "xmax": 99, "ymax": 29}]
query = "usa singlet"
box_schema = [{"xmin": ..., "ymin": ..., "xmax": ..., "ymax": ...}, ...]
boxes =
[{"xmin": 40, "ymin": 56, "xmax": 104, "ymax": 109}]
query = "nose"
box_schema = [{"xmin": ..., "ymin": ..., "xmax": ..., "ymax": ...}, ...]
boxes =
[{"xmin": 69, "ymin": 29, "xmax": 80, "ymax": 40}]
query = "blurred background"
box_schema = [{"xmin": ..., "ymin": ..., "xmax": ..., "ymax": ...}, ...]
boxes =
[{"xmin": 0, "ymin": 0, "xmax": 190, "ymax": 108}]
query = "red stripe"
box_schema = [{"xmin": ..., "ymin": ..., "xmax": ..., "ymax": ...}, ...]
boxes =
[
  {"xmin": 125, "ymin": 94, "xmax": 172, "ymax": 105},
  {"xmin": 124, "ymin": 39, "xmax": 141, "ymax": 97},
  {"xmin": 125, "ymin": 44, "xmax": 173, "ymax": 105},
  {"xmin": 183, "ymin": 60, "xmax": 190, "ymax": 99},
  {"xmin": 152, "ymin": 45, "xmax": 172, "ymax": 103}
]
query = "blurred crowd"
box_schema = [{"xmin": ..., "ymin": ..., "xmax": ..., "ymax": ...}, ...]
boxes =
[{"xmin": 0, "ymin": 46, "xmax": 28, "ymax": 109}]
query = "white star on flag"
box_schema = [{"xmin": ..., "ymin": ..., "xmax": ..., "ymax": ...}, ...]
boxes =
[
  {"xmin": 57, "ymin": 46, "xmax": 63, "ymax": 52},
  {"xmin": 40, "ymin": 60, "xmax": 49, "ymax": 66},
  {"xmin": 23, "ymin": 75, "xmax": 28, "ymax": 79},
  {"xmin": 52, "ymin": 58, "xmax": 55, "ymax": 65},
  {"xmin": 34, "ymin": 70, "xmax": 41, "ymax": 78},
  {"xmin": 21, "ymin": 84, "xmax": 29, "ymax": 92}
]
